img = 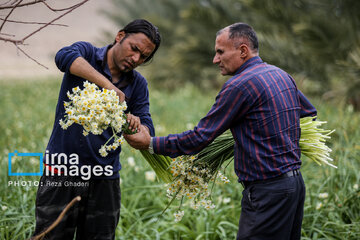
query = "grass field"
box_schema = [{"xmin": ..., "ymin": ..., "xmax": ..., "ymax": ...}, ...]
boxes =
[{"xmin": 0, "ymin": 78, "xmax": 359, "ymax": 239}]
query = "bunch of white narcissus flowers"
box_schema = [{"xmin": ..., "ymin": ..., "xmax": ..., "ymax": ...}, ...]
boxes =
[
  {"xmin": 59, "ymin": 81, "xmax": 128, "ymax": 157},
  {"xmin": 166, "ymin": 155, "xmax": 230, "ymax": 222}
]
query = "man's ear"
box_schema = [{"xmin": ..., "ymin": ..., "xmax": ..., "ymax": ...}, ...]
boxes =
[
  {"xmin": 115, "ymin": 31, "xmax": 126, "ymax": 43},
  {"xmin": 238, "ymin": 44, "xmax": 249, "ymax": 59}
]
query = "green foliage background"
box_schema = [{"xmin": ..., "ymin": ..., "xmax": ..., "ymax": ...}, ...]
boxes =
[{"xmin": 104, "ymin": 0, "xmax": 360, "ymax": 108}]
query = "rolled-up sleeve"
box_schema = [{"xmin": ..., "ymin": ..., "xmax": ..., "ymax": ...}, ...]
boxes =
[{"xmin": 55, "ymin": 41, "xmax": 93, "ymax": 73}]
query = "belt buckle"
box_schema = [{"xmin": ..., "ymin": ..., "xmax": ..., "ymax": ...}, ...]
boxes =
[{"xmin": 289, "ymin": 169, "xmax": 300, "ymax": 177}]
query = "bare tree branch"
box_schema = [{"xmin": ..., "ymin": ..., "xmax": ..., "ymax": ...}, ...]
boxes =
[
  {"xmin": 0, "ymin": 0, "xmax": 23, "ymax": 32},
  {"xmin": 0, "ymin": 0, "xmax": 43, "ymax": 10},
  {"xmin": 0, "ymin": 0, "xmax": 18, "ymax": 7},
  {"xmin": 0, "ymin": 35, "xmax": 22, "ymax": 44},
  {"xmin": 23, "ymin": 0, "xmax": 89, "ymax": 43},
  {"xmin": 16, "ymin": 44, "xmax": 49, "ymax": 69},
  {"xmin": 0, "ymin": 0, "xmax": 90, "ymax": 68},
  {"xmin": 0, "ymin": 17, "xmax": 68, "ymax": 26},
  {"xmin": 0, "ymin": 32, "xmax": 15, "ymax": 36},
  {"xmin": 40, "ymin": 0, "xmax": 87, "ymax": 12},
  {"xmin": 30, "ymin": 196, "xmax": 81, "ymax": 240}
]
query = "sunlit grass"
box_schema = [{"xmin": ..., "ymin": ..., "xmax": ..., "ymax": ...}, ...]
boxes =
[{"xmin": 0, "ymin": 78, "xmax": 359, "ymax": 239}]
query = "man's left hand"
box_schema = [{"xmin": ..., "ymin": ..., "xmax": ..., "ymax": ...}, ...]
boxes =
[
  {"xmin": 124, "ymin": 125, "xmax": 151, "ymax": 150},
  {"xmin": 126, "ymin": 113, "xmax": 141, "ymax": 132}
]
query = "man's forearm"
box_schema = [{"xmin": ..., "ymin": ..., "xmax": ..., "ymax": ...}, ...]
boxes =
[{"xmin": 69, "ymin": 57, "xmax": 125, "ymax": 101}]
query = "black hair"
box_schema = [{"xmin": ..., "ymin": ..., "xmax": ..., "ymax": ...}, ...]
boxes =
[
  {"xmin": 217, "ymin": 23, "xmax": 259, "ymax": 52},
  {"xmin": 115, "ymin": 19, "xmax": 161, "ymax": 63}
]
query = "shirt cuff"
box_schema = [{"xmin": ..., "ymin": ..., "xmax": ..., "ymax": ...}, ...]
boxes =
[{"xmin": 152, "ymin": 136, "xmax": 167, "ymax": 155}]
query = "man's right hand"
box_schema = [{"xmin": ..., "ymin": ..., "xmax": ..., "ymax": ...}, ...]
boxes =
[
  {"xmin": 123, "ymin": 125, "xmax": 151, "ymax": 150},
  {"xmin": 115, "ymin": 88, "xmax": 125, "ymax": 102}
]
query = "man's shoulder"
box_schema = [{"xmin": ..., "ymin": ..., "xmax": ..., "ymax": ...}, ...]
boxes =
[
  {"xmin": 226, "ymin": 70, "xmax": 258, "ymax": 89},
  {"xmin": 230, "ymin": 63, "xmax": 287, "ymax": 85},
  {"xmin": 69, "ymin": 41, "xmax": 95, "ymax": 49},
  {"xmin": 69, "ymin": 41, "xmax": 108, "ymax": 55},
  {"xmin": 131, "ymin": 70, "xmax": 148, "ymax": 85},
  {"xmin": 223, "ymin": 66, "xmax": 274, "ymax": 94}
]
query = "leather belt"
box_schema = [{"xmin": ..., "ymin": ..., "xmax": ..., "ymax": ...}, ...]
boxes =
[{"xmin": 241, "ymin": 169, "xmax": 300, "ymax": 189}]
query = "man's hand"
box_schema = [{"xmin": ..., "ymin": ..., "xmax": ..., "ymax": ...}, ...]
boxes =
[
  {"xmin": 124, "ymin": 125, "xmax": 151, "ymax": 150},
  {"xmin": 126, "ymin": 113, "xmax": 141, "ymax": 132},
  {"xmin": 115, "ymin": 89, "xmax": 126, "ymax": 102}
]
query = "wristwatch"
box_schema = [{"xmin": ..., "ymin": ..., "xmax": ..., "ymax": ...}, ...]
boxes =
[{"xmin": 148, "ymin": 137, "xmax": 154, "ymax": 154}]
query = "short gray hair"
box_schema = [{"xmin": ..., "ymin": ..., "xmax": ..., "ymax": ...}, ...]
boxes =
[{"xmin": 216, "ymin": 23, "xmax": 259, "ymax": 52}]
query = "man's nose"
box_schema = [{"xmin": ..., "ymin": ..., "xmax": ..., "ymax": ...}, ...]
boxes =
[
  {"xmin": 132, "ymin": 52, "xmax": 141, "ymax": 63},
  {"xmin": 213, "ymin": 55, "xmax": 220, "ymax": 64}
]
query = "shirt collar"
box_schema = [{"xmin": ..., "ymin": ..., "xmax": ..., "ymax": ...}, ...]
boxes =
[
  {"xmin": 95, "ymin": 44, "xmax": 112, "ymax": 78},
  {"xmin": 96, "ymin": 44, "xmax": 110, "ymax": 63},
  {"xmin": 234, "ymin": 56, "xmax": 263, "ymax": 75}
]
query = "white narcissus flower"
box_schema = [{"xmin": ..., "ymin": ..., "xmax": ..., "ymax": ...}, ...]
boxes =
[
  {"xmin": 166, "ymin": 155, "xmax": 230, "ymax": 221},
  {"xmin": 223, "ymin": 197, "xmax": 231, "ymax": 204},
  {"xmin": 145, "ymin": 171, "xmax": 156, "ymax": 182},
  {"xmin": 318, "ymin": 192, "xmax": 329, "ymax": 199},
  {"xmin": 316, "ymin": 202, "xmax": 323, "ymax": 210},
  {"xmin": 174, "ymin": 210, "xmax": 184, "ymax": 222},
  {"xmin": 60, "ymin": 81, "xmax": 129, "ymax": 157},
  {"xmin": 99, "ymin": 146, "xmax": 108, "ymax": 157},
  {"xmin": 127, "ymin": 157, "xmax": 135, "ymax": 167}
]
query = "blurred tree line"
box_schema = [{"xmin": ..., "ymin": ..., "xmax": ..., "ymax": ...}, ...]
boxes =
[{"xmin": 104, "ymin": 0, "xmax": 360, "ymax": 110}]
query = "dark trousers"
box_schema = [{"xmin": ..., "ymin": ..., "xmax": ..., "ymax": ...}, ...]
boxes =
[
  {"xmin": 33, "ymin": 174, "xmax": 121, "ymax": 240},
  {"xmin": 237, "ymin": 172, "xmax": 305, "ymax": 240}
]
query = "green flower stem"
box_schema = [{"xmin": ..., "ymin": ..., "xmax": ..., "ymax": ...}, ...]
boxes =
[
  {"xmin": 103, "ymin": 131, "xmax": 116, "ymax": 146},
  {"xmin": 140, "ymin": 150, "xmax": 173, "ymax": 183},
  {"xmin": 161, "ymin": 187, "xmax": 183, "ymax": 216}
]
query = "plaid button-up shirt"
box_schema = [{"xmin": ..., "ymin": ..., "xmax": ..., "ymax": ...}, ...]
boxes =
[{"xmin": 153, "ymin": 56, "xmax": 316, "ymax": 182}]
